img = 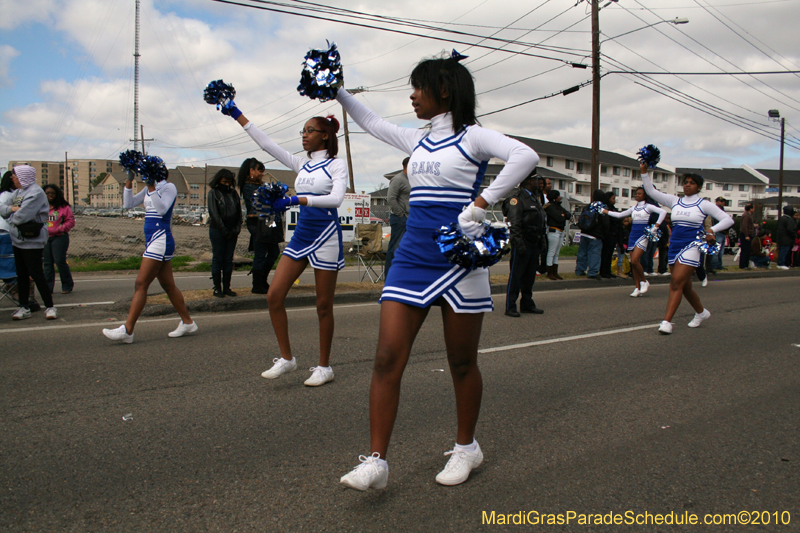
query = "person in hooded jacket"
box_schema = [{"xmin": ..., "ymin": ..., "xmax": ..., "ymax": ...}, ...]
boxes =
[
  {"xmin": 0, "ymin": 165, "xmax": 57, "ymax": 320},
  {"xmin": 776, "ymin": 206, "xmax": 797, "ymax": 269},
  {"xmin": 207, "ymin": 169, "xmax": 242, "ymax": 297},
  {"xmin": 543, "ymin": 189, "xmax": 570, "ymax": 280}
]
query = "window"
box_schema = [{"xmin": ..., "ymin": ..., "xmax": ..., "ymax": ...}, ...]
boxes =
[
  {"xmin": 706, "ymin": 183, "xmax": 713, "ymax": 190},
  {"xmin": 568, "ymin": 183, "xmax": 573, "ymax": 193},
  {"xmin": 558, "ymin": 180, "xmax": 566, "ymax": 190},
  {"xmin": 190, "ymin": 184, "xmax": 200, "ymax": 190},
  {"xmin": 622, "ymin": 188, "xmax": 630, "ymax": 197},
  {"xmin": 613, "ymin": 166, "xmax": 620, "ymax": 176},
  {"xmin": 576, "ymin": 162, "xmax": 585, "ymax": 174},
  {"xmin": 623, "ymin": 168, "xmax": 631, "ymax": 177},
  {"xmin": 738, "ymin": 200, "xmax": 748, "ymax": 207},
  {"xmin": 575, "ymin": 184, "xmax": 584, "ymax": 195},
  {"xmin": 178, "ymin": 193, "xmax": 187, "ymax": 199},
  {"xmin": 601, "ymin": 165, "xmax": 608, "ymax": 175},
  {"xmin": 612, "ymin": 187, "xmax": 620, "ymax": 196},
  {"xmin": 739, "ymin": 185, "xmax": 750, "ymax": 192},
  {"xmin": 546, "ymin": 156, "xmax": 553, "ymax": 167},
  {"xmin": 190, "ymin": 193, "xmax": 199, "ymax": 200},
  {"xmin": 565, "ymin": 160, "xmax": 574, "ymax": 170},
  {"xmin": 723, "ymin": 184, "xmax": 733, "ymax": 191}
]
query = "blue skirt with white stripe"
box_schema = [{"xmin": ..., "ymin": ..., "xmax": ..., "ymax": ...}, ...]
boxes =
[
  {"xmin": 380, "ymin": 202, "xmax": 493, "ymax": 313},
  {"xmin": 628, "ymin": 222, "xmax": 650, "ymax": 251},
  {"xmin": 668, "ymin": 224, "xmax": 703, "ymax": 267},
  {"xmin": 283, "ymin": 218, "xmax": 344, "ymax": 271},
  {"xmin": 143, "ymin": 228, "xmax": 175, "ymax": 261}
]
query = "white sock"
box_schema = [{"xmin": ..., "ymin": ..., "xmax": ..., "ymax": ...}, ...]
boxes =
[
  {"xmin": 315, "ymin": 366, "xmax": 331, "ymax": 371},
  {"xmin": 454, "ymin": 440, "xmax": 478, "ymax": 453}
]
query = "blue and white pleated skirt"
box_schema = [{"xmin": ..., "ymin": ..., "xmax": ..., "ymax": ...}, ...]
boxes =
[
  {"xmin": 628, "ymin": 222, "xmax": 650, "ymax": 251},
  {"xmin": 143, "ymin": 226, "xmax": 175, "ymax": 262},
  {"xmin": 668, "ymin": 223, "xmax": 702, "ymax": 267},
  {"xmin": 380, "ymin": 203, "xmax": 492, "ymax": 313},
  {"xmin": 283, "ymin": 218, "xmax": 344, "ymax": 271}
]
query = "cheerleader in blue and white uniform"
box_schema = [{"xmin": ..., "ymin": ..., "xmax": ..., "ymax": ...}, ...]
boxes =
[
  {"xmin": 640, "ymin": 163, "xmax": 733, "ymax": 334},
  {"xmin": 335, "ymin": 53, "xmax": 539, "ymax": 490},
  {"xmin": 102, "ymin": 164, "xmax": 197, "ymax": 343},
  {"xmin": 602, "ymin": 188, "xmax": 666, "ymax": 297},
  {"xmin": 217, "ymin": 101, "xmax": 347, "ymax": 387}
]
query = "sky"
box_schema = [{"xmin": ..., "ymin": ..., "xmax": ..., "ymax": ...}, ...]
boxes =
[{"xmin": 1, "ymin": 0, "xmax": 799, "ymax": 193}]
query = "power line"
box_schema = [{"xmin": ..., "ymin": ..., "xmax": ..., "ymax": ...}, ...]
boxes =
[{"xmin": 603, "ymin": 70, "xmax": 800, "ymax": 76}]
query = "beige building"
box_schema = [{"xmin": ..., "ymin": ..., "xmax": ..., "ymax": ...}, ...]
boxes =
[{"xmin": 9, "ymin": 158, "xmax": 126, "ymax": 206}]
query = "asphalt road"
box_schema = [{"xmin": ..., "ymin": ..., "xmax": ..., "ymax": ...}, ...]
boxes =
[{"xmin": 1, "ymin": 276, "xmax": 798, "ymax": 532}]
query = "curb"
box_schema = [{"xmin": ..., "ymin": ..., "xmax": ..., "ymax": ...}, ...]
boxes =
[{"xmin": 120, "ymin": 268, "xmax": 800, "ymax": 317}]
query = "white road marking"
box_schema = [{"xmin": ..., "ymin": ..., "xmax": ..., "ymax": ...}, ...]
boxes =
[{"xmin": 479, "ymin": 324, "xmax": 659, "ymax": 354}]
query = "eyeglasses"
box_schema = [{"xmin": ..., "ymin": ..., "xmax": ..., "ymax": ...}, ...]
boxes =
[{"xmin": 299, "ymin": 127, "xmax": 324, "ymax": 135}]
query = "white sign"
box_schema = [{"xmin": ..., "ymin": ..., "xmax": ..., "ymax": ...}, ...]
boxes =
[{"xmin": 285, "ymin": 193, "xmax": 372, "ymax": 243}]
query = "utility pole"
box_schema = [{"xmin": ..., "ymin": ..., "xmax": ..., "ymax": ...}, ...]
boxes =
[
  {"xmin": 204, "ymin": 164, "xmax": 208, "ymax": 210},
  {"xmin": 64, "ymin": 151, "xmax": 71, "ymax": 205},
  {"xmin": 342, "ymin": 87, "xmax": 366, "ymax": 193},
  {"xmin": 590, "ymin": 0, "xmax": 601, "ymax": 193},
  {"xmin": 133, "ymin": 0, "xmax": 140, "ymax": 152},
  {"xmin": 778, "ymin": 116, "xmax": 785, "ymax": 214}
]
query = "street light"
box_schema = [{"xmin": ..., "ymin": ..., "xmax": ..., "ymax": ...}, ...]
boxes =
[
  {"xmin": 768, "ymin": 109, "xmax": 785, "ymax": 215},
  {"xmin": 590, "ymin": 10, "xmax": 689, "ymax": 192}
]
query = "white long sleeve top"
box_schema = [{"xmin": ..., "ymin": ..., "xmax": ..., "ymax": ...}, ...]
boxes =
[{"xmin": 641, "ymin": 173, "xmax": 733, "ymax": 234}]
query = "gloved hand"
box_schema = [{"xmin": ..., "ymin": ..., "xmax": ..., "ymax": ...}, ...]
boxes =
[
  {"xmin": 221, "ymin": 100, "xmax": 242, "ymax": 120},
  {"xmin": 272, "ymin": 195, "xmax": 300, "ymax": 213},
  {"xmin": 457, "ymin": 201, "xmax": 486, "ymax": 239}
]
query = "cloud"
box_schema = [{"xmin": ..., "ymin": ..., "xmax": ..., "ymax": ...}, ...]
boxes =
[
  {"xmin": 0, "ymin": 45, "xmax": 20, "ymax": 87},
  {"xmin": 0, "ymin": 0, "xmax": 57, "ymax": 30}
]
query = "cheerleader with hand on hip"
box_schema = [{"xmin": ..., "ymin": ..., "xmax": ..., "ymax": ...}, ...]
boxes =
[{"xmin": 335, "ymin": 52, "xmax": 539, "ymax": 490}]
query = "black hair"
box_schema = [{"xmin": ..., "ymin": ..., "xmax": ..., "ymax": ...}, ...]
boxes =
[
  {"xmin": 409, "ymin": 56, "xmax": 478, "ymax": 134},
  {"xmin": 634, "ymin": 186, "xmax": 655, "ymax": 205},
  {"xmin": 209, "ymin": 168, "xmax": 236, "ymax": 190},
  {"xmin": 592, "ymin": 189, "xmax": 606, "ymax": 203},
  {"xmin": 308, "ymin": 115, "xmax": 340, "ymax": 158},
  {"xmin": 744, "ymin": 203, "xmax": 753, "ymax": 212},
  {"xmin": 43, "ymin": 183, "xmax": 69, "ymax": 208},
  {"xmin": 604, "ymin": 191, "xmax": 616, "ymax": 205},
  {"xmin": 402, "ymin": 157, "xmax": 410, "ymax": 168},
  {"xmin": 237, "ymin": 158, "xmax": 265, "ymax": 194},
  {"xmin": 682, "ymin": 172, "xmax": 704, "ymax": 189},
  {"xmin": 0, "ymin": 170, "xmax": 14, "ymax": 194}
]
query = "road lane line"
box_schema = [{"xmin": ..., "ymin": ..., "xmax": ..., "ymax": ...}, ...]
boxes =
[{"xmin": 479, "ymin": 324, "xmax": 659, "ymax": 354}]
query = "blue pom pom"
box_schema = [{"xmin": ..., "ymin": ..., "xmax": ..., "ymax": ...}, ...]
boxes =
[
  {"xmin": 644, "ymin": 224, "xmax": 662, "ymax": 242},
  {"xmin": 297, "ymin": 41, "xmax": 343, "ymax": 102},
  {"xmin": 204, "ymin": 80, "xmax": 236, "ymax": 109},
  {"xmin": 251, "ymin": 182, "xmax": 289, "ymax": 218},
  {"xmin": 689, "ymin": 229, "xmax": 721, "ymax": 256},
  {"xmin": 637, "ymin": 144, "xmax": 661, "ymax": 169},
  {"xmin": 589, "ymin": 201, "xmax": 607, "ymax": 214},
  {"xmin": 433, "ymin": 223, "xmax": 510, "ymax": 270},
  {"xmin": 119, "ymin": 150, "xmax": 144, "ymax": 173},
  {"xmin": 136, "ymin": 155, "xmax": 168, "ymax": 184}
]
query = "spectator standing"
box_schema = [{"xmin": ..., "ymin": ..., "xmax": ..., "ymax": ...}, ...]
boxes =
[
  {"xmin": 536, "ymin": 176, "xmax": 551, "ymax": 276},
  {"xmin": 385, "ymin": 157, "xmax": 410, "ymax": 276},
  {"xmin": 600, "ymin": 191, "xmax": 620, "ymax": 279},
  {"xmin": 504, "ymin": 173, "xmax": 546, "ymax": 317},
  {"xmin": 575, "ymin": 189, "xmax": 608, "ymax": 280},
  {"xmin": 238, "ymin": 158, "xmax": 274, "ymax": 294},
  {"xmin": 710, "ymin": 197, "xmax": 730, "ymax": 272},
  {"xmin": 776, "ymin": 206, "xmax": 797, "ymax": 270},
  {"xmin": 739, "ymin": 203, "xmax": 755, "ymax": 269},
  {"xmin": 42, "ymin": 184, "xmax": 75, "ymax": 295},
  {"xmin": 543, "ymin": 189, "xmax": 570, "ymax": 280},
  {"xmin": 0, "ymin": 165, "xmax": 57, "ymax": 320},
  {"xmin": 207, "ymin": 169, "xmax": 242, "ymax": 297},
  {"xmin": 792, "ymin": 211, "xmax": 800, "ymax": 267}
]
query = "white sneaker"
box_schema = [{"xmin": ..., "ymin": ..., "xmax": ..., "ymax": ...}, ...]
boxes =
[
  {"xmin": 639, "ymin": 280, "xmax": 649, "ymax": 295},
  {"xmin": 661, "ymin": 272, "xmax": 671, "ymax": 276},
  {"xmin": 168, "ymin": 320, "xmax": 198, "ymax": 338},
  {"xmin": 340, "ymin": 452, "xmax": 389, "ymax": 491},
  {"xmin": 45, "ymin": 307, "xmax": 58, "ymax": 320},
  {"xmin": 644, "ymin": 272, "xmax": 655, "ymax": 277},
  {"xmin": 103, "ymin": 324, "xmax": 134, "ymax": 344},
  {"xmin": 688, "ymin": 309, "xmax": 710, "ymax": 328},
  {"xmin": 435, "ymin": 441, "xmax": 484, "ymax": 486},
  {"xmin": 700, "ymin": 277, "xmax": 708, "ymax": 287},
  {"xmin": 777, "ymin": 265, "xmax": 790, "ymax": 270},
  {"xmin": 630, "ymin": 288, "xmax": 641, "ymax": 297},
  {"xmin": 12, "ymin": 307, "xmax": 31, "ymax": 320},
  {"xmin": 658, "ymin": 321, "xmax": 673, "ymax": 335},
  {"xmin": 304, "ymin": 366, "xmax": 334, "ymax": 387},
  {"xmin": 261, "ymin": 357, "xmax": 297, "ymax": 379}
]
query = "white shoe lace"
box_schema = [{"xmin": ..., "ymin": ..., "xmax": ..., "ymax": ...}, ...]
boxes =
[
  {"xmin": 350, "ymin": 452, "xmax": 382, "ymax": 478},
  {"xmin": 441, "ymin": 450, "xmax": 468, "ymax": 473}
]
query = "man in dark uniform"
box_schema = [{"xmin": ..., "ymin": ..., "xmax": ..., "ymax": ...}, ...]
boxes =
[{"xmin": 504, "ymin": 172, "xmax": 546, "ymax": 317}]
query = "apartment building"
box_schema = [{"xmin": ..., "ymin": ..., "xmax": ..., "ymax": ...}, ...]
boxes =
[
  {"xmin": 9, "ymin": 159, "xmax": 126, "ymax": 206},
  {"xmin": 676, "ymin": 165, "xmax": 768, "ymax": 217}
]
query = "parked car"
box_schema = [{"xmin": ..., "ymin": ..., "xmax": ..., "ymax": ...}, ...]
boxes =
[{"xmin": 127, "ymin": 208, "xmax": 146, "ymax": 218}]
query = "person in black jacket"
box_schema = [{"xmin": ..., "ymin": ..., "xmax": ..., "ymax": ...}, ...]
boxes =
[
  {"xmin": 503, "ymin": 173, "xmax": 546, "ymax": 317},
  {"xmin": 543, "ymin": 189, "xmax": 570, "ymax": 280},
  {"xmin": 776, "ymin": 206, "xmax": 797, "ymax": 269},
  {"xmin": 600, "ymin": 191, "xmax": 620, "ymax": 278},
  {"xmin": 207, "ymin": 169, "xmax": 242, "ymax": 297}
]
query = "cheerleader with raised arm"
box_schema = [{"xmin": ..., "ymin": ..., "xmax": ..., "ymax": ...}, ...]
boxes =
[
  {"xmin": 102, "ymin": 160, "xmax": 197, "ymax": 343},
  {"xmin": 602, "ymin": 188, "xmax": 666, "ymax": 297},
  {"xmin": 639, "ymin": 162, "xmax": 733, "ymax": 334},
  {"xmin": 214, "ymin": 99, "xmax": 347, "ymax": 387},
  {"xmin": 335, "ymin": 52, "xmax": 539, "ymax": 490}
]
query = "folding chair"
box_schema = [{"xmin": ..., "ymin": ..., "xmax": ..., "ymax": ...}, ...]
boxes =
[
  {"xmin": 0, "ymin": 234, "xmax": 19, "ymax": 307},
  {"xmin": 355, "ymin": 223, "xmax": 385, "ymax": 283}
]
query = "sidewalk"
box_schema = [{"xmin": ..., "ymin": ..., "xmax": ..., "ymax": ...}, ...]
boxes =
[{"xmin": 121, "ymin": 266, "xmax": 800, "ymax": 317}]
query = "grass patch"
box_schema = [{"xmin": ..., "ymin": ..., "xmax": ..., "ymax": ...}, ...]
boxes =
[
  {"xmin": 70, "ymin": 255, "xmax": 193, "ymax": 272},
  {"xmin": 559, "ymin": 245, "xmax": 579, "ymax": 257}
]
